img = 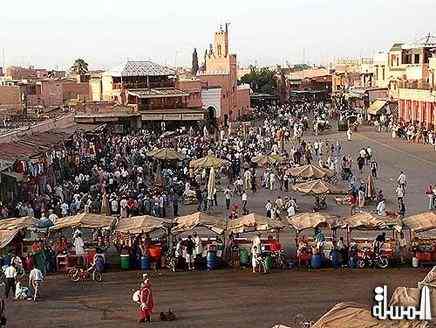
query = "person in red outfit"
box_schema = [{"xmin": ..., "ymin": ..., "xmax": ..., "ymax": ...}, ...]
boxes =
[{"xmin": 138, "ymin": 279, "xmax": 154, "ymax": 324}]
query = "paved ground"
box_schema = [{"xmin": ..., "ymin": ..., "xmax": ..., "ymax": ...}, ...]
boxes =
[
  {"xmin": 6, "ymin": 267, "xmax": 430, "ymax": 328},
  {"xmin": 7, "ymin": 124, "xmax": 436, "ymax": 327}
]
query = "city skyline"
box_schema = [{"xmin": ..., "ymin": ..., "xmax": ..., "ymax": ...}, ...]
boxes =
[{"xmin": 1, "ymin": 0, "xmax": 435, "ymax": 70}]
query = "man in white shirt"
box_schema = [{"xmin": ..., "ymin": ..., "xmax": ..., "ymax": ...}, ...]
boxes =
[
  {"xmin": 4, "ymin": 264, "xmax": 17, "ymax": 299},
  {"xmin": 48, "ymin": 209, "xmax": 58, "ymax": 225},
  {"xmin": 74, "ymin": 233, "xmax": 85, "ymax": 257},
  {"xmin": 397, "ymin": 171, "xmax": 407, "ymax": 190},
  {"xmin": 376, "ymin": 199, "xmax": 386, "ymax": 216},
  {"xmin": 396, "ymin": 184, "xmax": 404, "ymax": 205},
  {"xmin": 29, "ymin": 267, "xmax": 44, "ymax": 301},
  {"xmin": 192, "ymin": 232, "xmax": 203, "ymax": 261}
]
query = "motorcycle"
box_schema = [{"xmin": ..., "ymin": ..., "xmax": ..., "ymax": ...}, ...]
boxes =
[{"xmin": 357, "ymin": 248, "xmax": 389, "ymax": 269}]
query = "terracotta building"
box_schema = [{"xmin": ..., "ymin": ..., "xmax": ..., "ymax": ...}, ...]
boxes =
[
  {"xmin": 391, "ymin": 37, "xmax": 436, "ymax": 129},
  {"xmin": 196, "ymin": 25, "xmax": 250, "ymax": 124}
]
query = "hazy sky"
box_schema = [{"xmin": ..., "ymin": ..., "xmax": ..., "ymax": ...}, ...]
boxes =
[{"xmin": 1, "ymin": 0, "xmax": 435, "ymax": 70}]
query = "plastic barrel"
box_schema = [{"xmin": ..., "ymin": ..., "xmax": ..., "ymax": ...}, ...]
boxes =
[
  {"xmin": 330, "ymin": 250, "xmax": 341, "ymax": 269},
  {"xmin": 207, "ymin": 251, "xmax": 218, "ymax": 270},
  {"xmin": 239, "ymin": 248, "xmax": 250, "ymax": 266},
  {"xmin": 141, "ymin": 256, "xmax": 150, "ymax": 271},
  {"xmin": 311, "ymin": 254, "xmax": 322, "ymax": 269},
  {"xmin": 120, "ymin": 254, "xmax": 130, "ymax": 270},
  {"xmin": 412, "ymin": 257, "xmax": 419, "ymax": 268}
]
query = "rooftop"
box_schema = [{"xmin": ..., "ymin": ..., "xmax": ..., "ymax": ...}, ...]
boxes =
[{"xmin": 109, "ymin": 61, "xmax": 175, "ymax": 77}]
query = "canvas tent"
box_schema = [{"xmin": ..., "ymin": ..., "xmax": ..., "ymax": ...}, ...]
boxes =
[
  {"xmin": 403, "ymin": 211, "xmax": 436, "ymax": 233},
  {"xmin": 288, "ymin": 212, "xmax": 341, "ymax": 233},
  {"xmin": 50, "ymin": 213, "xmax": 115, "ymax": 230},
  {"xmin": 311, "ymin": 302, "xmax": 427, "ymax": 328},
  {"xmin": 172, "ymin": 212, "xmax": 225, "ymax": 235},
  {"xmin": 115, "ymin": 216, "xmax": 173, "ymax": 234},
  {"xmin": 228, "ymin": 213, "xmax": 285, "ymax": 234}
]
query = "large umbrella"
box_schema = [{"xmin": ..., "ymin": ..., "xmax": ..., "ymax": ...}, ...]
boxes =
[
  {"xmin": 292, "ymin": 179, "xmax": 346, "ymax": 195},
  {"xmin": 147, "ymin": 148, "xmax": 184, "ymax": 161},
  {"xmin": 115, "ymin": 215, "xmax": 173, "ymax": 234},
  {"xmin": 0, "ymin": 229, "xmax": 21, "ymax": 249},
  {"xmin": 288, "ymin": 212, "xmax": 341, "ymax": 233},
  {"xmin": 287, "ymin": 164, "xmax": 334, "ymax": 179},
  {"xmin": 189, "ymin": 155, "xmax": 229, "ymax": 169},
  {"xmin": 403, "ymin": 211, "xmax": 436, "ymax": 233},
  {"xmin": 172, "ymin": 212, "xmax": 225, "ymax": 234},
  {"xmin": 50, "ymin": 213, "xmax": 115, "ymax": 230},
  {"xmin": 227, "ymin": 213, "xmax": 285, "ymax": 234},
  {"xmin": 252, "ymin": 154, "xmax": 284, "ymax": 166},
  {"xmin": 207, "ymin": 167, "xmax": 216, "ymax": 201}
]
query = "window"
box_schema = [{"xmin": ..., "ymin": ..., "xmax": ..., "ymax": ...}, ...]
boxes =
[
  {"xmin": 217, "ymin": 45, "xmax": 222, "ymax": 57},
  {"xmin": 396, "ymin": 57, "xmax": 399, "ymax": 66},
  {"xmin": 414, "ymin": 54, "xmax": 420, "ymax": 64},
  {"xmin": 382, "ymin": 67, "xmax": 385, "ymax": 80}
]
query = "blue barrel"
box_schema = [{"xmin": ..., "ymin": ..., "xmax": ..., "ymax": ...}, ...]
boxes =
[
  {"xmin": 141, "ymin": 256, "xmax": 150, "ymax": 271},
  {"xmin": 330, "ymin": 250, "xmax": 341, "ymax": 269},
  {"xmin": 311, "ymin": 255, "xmax": 322, "ymax": 269},
  {"xmin": 207, "ymin": 251, "xmax": 218, "ymax": 270}
]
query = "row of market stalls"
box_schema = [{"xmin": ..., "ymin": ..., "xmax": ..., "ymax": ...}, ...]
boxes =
[{"xmin": 3, "ymin": 209, "xmax": 436, "ymax": 270}]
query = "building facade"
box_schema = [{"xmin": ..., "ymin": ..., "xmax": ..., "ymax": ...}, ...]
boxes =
[{"xmin": 196, "ymin": 25, "xmax": 250, "ymax": 124}]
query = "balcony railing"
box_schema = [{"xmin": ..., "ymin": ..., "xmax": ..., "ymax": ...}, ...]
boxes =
[
  {"xmin": 113, "ymin": 81, "xmax": 174, "ymax": 90},
  {"xmin": 398, "ymin": 80, "xmax": 433, "ymax": 90}
]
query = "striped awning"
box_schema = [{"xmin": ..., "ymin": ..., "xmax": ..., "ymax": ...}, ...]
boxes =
[{"xmin": 367, "ymin": 100, "xmax": 387, "ymax": 115}]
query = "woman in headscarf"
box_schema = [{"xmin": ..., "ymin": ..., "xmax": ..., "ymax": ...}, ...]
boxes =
[{"xmin": 138, "ymin": 279, "xmax": 154, "ymax": 324}]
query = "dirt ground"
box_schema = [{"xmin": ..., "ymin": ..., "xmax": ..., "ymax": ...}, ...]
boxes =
[{"xmin": 6, "ymin": 267, "xmax": 430, "ymax": 328}]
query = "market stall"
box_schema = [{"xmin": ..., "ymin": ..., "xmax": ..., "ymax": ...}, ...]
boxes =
[
  {"xmin": 146, "ymin": 148, "xmax": 184, "ymax": 161},
  {"xmin": 114, "ymin": 215, "xmax": 174, "ymax": 271},
  {"xmin": 403, "ymin": 211, "xmax": 436, "ymax": 267},
  {"xmin": 172, "ymin": 212, "xmax": 225, "ymax": 270},
  {"xmin": 288, "ymin": 212, "xmax": 342, "ymax": 268},
  {"xmin": 49, "ymin": 213, "xmax": 115, "ymax": 272},
  {"xmin": 292, "ymin": 179, "xmax": 346, "ymax": 211},
  {"xmin": 342, "ymin": 211, "xmax": 401, "ymax": 267},
  {"xmin": 227, "ymin": 213, "xmax": 286, "ymax": 270}
]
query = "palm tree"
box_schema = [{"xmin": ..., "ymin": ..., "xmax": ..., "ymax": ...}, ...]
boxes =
[{"xmin": 70, "ymin": 58, "xmax": 89, "ymax": 75}]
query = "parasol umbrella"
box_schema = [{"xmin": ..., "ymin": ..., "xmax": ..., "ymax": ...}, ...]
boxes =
[
  {"xmin": 288, "ymin": 212, "xmax": 341, "ymax": 233},
  {"xmin": 252, "ymin": 154, "xmax": 284, "ymax": 167},
  {"xmin": 227, "ymin": 213, "xmax": 285, "ymax": 234},
  {"xmin": 189, "ymin": 154, "xmax": 229, "ymax": 169},
  {"xmin": 287, "ymin": 164, "xmax": 334, "ymax": 179},
  {"xmin": 147, "ymin": 148, "xmax": 184, "ymax": 161},
  {"xmin": 114, "ymin": 215, "xmax": 173, "ymax": 234},
  {"xmin": 292, "ymin": 179, "xmax": 346, "ymax": 195},
  {"xmin": 172, "ymin": 212, "xmax": 225, "ymax": 234},
  {"xmin": 207, "ymin": 167, "xmax": 216, "ymax": 202}
]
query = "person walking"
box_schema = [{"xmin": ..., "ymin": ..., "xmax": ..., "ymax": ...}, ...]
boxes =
[
  {"xmin": 370, "ymin": 159, "xmax": 378, "ymax": 179},
  {"xmin": 138, "ymin": 279, "xmax": 154, "ymax": 324},
  {"xmin": 4, "ymin": 263, "xmax": 17, "ymax": 299},
  {"xmin": 241, "ymin": 191, "xmax": 248, "ymax": 214},
  {"xmin": 224, "ymin": 187, "xmax": 232, "ymax": 211},
  {"xmin": 346, "ymin": 127, "xmax": 353, "ymax": 141},
  {"xmin": 29, "ymin": 266, "xmax": 44, "ymax": 302}
]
